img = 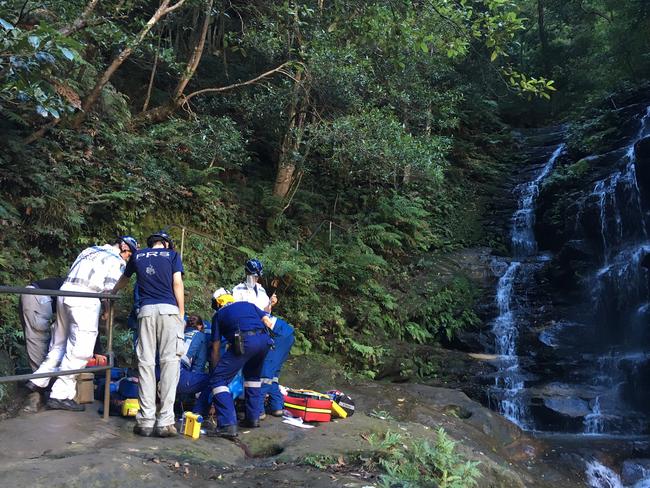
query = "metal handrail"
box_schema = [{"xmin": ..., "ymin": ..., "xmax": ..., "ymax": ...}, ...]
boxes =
[{"xmin": 0, "ymin": 286, "xmax": 118, "ymax": 420}]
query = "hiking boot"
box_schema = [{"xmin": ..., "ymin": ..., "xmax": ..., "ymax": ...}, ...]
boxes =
[
  {"xmin": 240, "ymin": 418, "xmax": 260, "ymax": 428},
  {"xmin": 269, "ymin": 410, "xmax": 284, "ymax": 417},
  {"xmin": 203, "ymin": 417, "xmax": 218, "ymax": 431},
  {"xmin": 206, "ymin": 424, "xmax": 238, "ymax": 438},
  {"xmin": 22, "ymin": 391, "xmax": 43, "ymax": 413},
  {"xmin": 133, "ymin": 425, "xmax": 154, "ymax": 437},
  {"xmin": 46, "ymin": 398, "xmax": 85, "ymax": 411},
  {"xmin": 154, "ymin": 425, "xmax": 178, "ymax": 438}
]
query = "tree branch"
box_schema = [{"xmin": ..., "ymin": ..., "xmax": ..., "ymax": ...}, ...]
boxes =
[
  {"xmin": 183, "ymin": 61, "xmax": 294, "ymax": 102},
  {"xmin": 59, "ymin": 0, "xmax": 100, "ymax": 36},
  {"xmin": 579, "ymin": 0, "xmax": 612, "ymax": 24}
]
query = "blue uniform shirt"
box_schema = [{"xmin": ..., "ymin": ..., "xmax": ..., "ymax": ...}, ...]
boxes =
[
  {"xmin": 211, "ymin": 301, "xmax": 267, "ymax": 343},
  {"xmin": 183, "ymin": 329, "xmax": 208, "ymax": 372},
  {"xmin": 124, "ymin": 247, "xmax": 184, "ymax": 307}
]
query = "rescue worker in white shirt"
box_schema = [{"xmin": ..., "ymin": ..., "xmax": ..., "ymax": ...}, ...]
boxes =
[
  {"xmin": 27, "ymin": 236, "xmax": 138, "ymax": 412},
  {"xmin": 232, "ymin": 258, "xmax": 295, "ymax": 419},
  {"xmin": 19, "ymin": 277, "xmax": 65, "ymax": 371}
]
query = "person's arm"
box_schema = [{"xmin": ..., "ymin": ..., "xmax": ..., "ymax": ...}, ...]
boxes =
[
  {"xmin": 172, "ymin": 271, "xmax": 184, "ymax": 317},
  {"xmin": 254, "ymin": 305, "xmax": 274, "ymax": 330},
  {"xmin": 262, "ymin": 315, "xmax": 274, "ymax": 330},
  {"xmin": 112, "ymin": 274, "xmax": 130, "ymax": 293},
  {"xmin": 210, "ymin": 340, "xmax": 221, "ymax": 370}
]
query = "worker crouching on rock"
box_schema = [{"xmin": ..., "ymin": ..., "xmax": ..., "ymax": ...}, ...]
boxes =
[{"xmin": 205, "ymin": 288, "xmax": 273, "ymax": 438}]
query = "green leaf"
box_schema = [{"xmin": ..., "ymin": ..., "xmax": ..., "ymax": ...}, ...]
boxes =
[
  {"xmin": 0, "ymin": 18, "xmax": 14, "ymax": 30},
  {"xmin": 58, "ymin": 47, "xmax": 75, "ymax": 61},
  {"xmin": 490, "ymin": 51, "xmax": 497, "ymax": 61}
]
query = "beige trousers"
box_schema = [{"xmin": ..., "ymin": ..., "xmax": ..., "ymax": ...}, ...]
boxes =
[{"xmin": 135, "ymin": 304, "xmax": 183, "ymax": 428}]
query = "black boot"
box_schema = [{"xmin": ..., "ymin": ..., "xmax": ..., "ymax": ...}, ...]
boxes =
[
  {"xmin": 207, "ymin": 424, "xmax": 238, "ymax": 438},
  {"xmin": 46, "ymin": 398, "xmax": 85, "ymax": 411},
  {"xmin": 240, "ymin": 418, "xmax": 260, "ymax": 428}
]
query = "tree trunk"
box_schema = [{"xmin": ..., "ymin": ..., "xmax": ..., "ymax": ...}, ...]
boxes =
[
  {"xmin": 136, "ymin": 0, "xmax": 213, "ymax": 125},
  {"xmin": 70, "ymin": 0, "xmax": 187, "ymax": 129},
  {"xmin": 59, "ymin": 0, "xmax": 100, "ymax": 36},
  {"xmin": 537, "ymin": 0, "xmax": 551, "ymax": 75},
  {"xmin": 273, "ymin": 70, "xmax": 308, "ymax": 199},
  {"xmin": 142, "ymin": 30, "xmax": 162, "ymax": 112}
]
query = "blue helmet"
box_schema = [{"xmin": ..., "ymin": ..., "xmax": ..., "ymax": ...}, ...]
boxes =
[
  {"xmin": 245, "ymin": 258, "xmax": 263, "ymax": 276},
  {"xmin": 147, "ymin": 231, "xmax": 174, "ymax": 250},
  {"xmin": 117, "ymin": 236, "xmax": 139, "ymax": 253}
]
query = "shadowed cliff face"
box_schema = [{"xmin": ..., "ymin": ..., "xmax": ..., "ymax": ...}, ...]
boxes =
[{"xmin": 481, "ymin": 102, "xmax": 650, "ymax": 437}]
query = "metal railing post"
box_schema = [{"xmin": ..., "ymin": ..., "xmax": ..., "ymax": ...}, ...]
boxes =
[
  {"xmin": 0, "ymin": 286, "xmax": 120, "ymax": 419},
  {"xmin": 103, "ymin": 300, "xmax": 114, "ymax": 421}
]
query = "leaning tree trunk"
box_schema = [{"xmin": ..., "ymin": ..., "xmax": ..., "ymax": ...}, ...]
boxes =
[
  {"xmin": 136, "ymin": 0, "xmax": 214, "ymax": 125},
  {"xmin": 273, "ymin": 70, "xmax": 308, "ymax": 199},
  {"xmin": 69, "ymin": 0, "xmax": 188, "ymax": 129}
]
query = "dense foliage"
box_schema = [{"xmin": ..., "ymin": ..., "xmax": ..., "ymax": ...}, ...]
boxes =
[{"xmin": 1, "ymin": 0, "xmax": 647, "ymax": 377}]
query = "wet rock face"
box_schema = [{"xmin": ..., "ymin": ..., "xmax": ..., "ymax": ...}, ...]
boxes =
[
  {"xmin": 622, "ymin": 459, "xmax": 650, "ymax": 485},
  {"xmin": 620, "ymin": 358, "xmax": 650, "ymax": 414}
]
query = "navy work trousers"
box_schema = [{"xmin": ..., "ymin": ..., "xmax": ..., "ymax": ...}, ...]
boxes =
[
  {"xmin": 260, "ymin": 318, "xmax": 295, "ymax": 413},
  {"xmin": 209, "ymin": 332, "xmax": 271, "ymax": 427}
]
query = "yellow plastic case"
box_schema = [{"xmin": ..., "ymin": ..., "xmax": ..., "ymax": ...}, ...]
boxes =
[
  {"xmin": 182, "ymin": 412, "xmax": 203, "ymax": 439},
  {"xmin": 330, "ymin": 401, "xmax": 348, "ymax": 419},
  {"xmin": 122, "ymin": 398, "xmax": 139, "ymax": 417}
]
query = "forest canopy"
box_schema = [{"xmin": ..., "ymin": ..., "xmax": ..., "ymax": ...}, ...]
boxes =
[{"xmin": 1, "ymin": 0, "xmax": 648, "ymax": 372}]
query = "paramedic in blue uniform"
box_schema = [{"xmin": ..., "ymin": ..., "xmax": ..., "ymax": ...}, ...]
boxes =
[
  {"xmin": 206, "ymin": 288, "xmax": 272, "ymax": 438},
  {"xmin": 177, "ymin": 314, "xmax": 210, "ymax": 411},
  {"xmin": 113, "ymin": 231, "xmax": 184, "ymax": 438},
  {"xmin": 232, "ymin": 258, "xmax": 295, "ymax": 418}
]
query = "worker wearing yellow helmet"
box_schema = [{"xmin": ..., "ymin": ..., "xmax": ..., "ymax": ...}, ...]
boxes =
[{"xmin": 203, "ymin": 287, "xmax": 273, "ymax": 438}]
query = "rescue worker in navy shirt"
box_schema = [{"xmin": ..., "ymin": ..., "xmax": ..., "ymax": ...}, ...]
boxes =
[
  {"xmin": 113, "ymin": 231, "xmax": 184, "ymax": 438},
  {"xmin": 206, "ymin": 288, "xmax": 273, "ymax": 438}
]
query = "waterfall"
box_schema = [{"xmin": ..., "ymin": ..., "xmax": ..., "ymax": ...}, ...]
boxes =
[
  {"xmin": 585, "ymin": 460, "xmax": 650, "ymax": 488},
  {"xmin": 512, "ymin": 144, "xmax": 566, "ymax": 257},
  {"xmin": 583, "ymin": 396, "xmax": 604, "ymax": 434},
  {"xmin": 586, "ymin": 460, "xmax": 624, "ymax": 488},
  {"xmin": 582, "ymin": 106, "xmax": 650, "ymax": 434},
  {"xmin": 490, "ymin": 141, "xmax": 566, "ymax": 429}
]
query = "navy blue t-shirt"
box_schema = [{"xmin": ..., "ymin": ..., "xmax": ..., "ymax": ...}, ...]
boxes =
[
  {"xmin": 211, "ymin": 301, "xmax": 266, "ymax": 342},
  {"xmin": 124, "ymin": 247, "xmax": 184, "ymax": 307}
]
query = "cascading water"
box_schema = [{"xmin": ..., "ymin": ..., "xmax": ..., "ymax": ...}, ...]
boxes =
[
  {"xmin": 490, "ymin": 141, "xmax": 566, "ymax": 429},
  {"xmin": 579, "ymin": 107, "xmax": 650, "ymax": 435}
]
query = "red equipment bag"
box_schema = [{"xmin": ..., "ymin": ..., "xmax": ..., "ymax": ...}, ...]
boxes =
[{"xmin": 284, "ymin": 389, "xmax": 332, "ymax": 422}]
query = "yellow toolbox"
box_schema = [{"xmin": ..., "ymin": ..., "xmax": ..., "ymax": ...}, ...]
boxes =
[
  {"xmin": 182, "ymin": 412, "xmax": 203, "ymax": 439},
  {"xmin": 121, "ymin": 398, "xmax": 139, "ymax": 417}
]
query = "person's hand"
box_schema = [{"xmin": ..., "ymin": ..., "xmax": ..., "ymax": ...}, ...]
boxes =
[
  {"xmin": 270, "ymin": 293, "xmax": 278, "ymax": 307},
  {"xmin": 101, "ymin": 310, "xmax": 109, "ymax": 321}
]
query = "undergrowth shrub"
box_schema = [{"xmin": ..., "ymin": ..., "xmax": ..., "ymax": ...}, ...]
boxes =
[{"xmin": 367, "ymin": 429, "xmax": 481, "ymax": 488}]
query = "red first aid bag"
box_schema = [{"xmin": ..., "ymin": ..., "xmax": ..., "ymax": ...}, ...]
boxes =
[{"xmin": 284, "ymin": 390, "xmax": 332, "ymax": 422}]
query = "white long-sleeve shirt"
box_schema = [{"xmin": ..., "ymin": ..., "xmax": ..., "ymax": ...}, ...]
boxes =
[{"xmin": 61, "ymin": 244, "xmax": 125, "ymax": 293}]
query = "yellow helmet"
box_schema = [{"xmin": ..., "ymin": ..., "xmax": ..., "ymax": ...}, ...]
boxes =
[{"xmin": 213, "ymin": 288, "xmax": 235, "ymax": 308}]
